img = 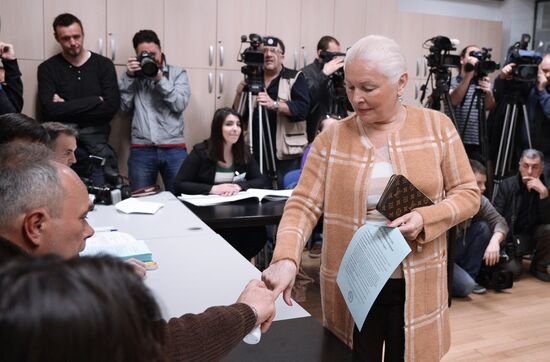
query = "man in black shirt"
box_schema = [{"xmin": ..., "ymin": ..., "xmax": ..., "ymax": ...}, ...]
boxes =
[
  {"xmin": 234, "ymin": 36, "xmax": 310, "ymax": 189},
  {"xmin": 493, "ymin": 149, "xmax": 550, "ymax": 281},
  {"xmin": 38, "ymin": 13, "xmax": 120, "ymax": 185}
]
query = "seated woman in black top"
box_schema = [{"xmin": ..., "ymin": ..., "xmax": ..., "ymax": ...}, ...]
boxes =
[{"xmin": 173, "ymin": 107, "xmax": 267, "ymax": 259}]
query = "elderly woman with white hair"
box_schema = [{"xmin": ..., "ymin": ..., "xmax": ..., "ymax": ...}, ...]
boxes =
[{"xmin": 262, "ymin": 35, "xmax": 480, "ymax": 361}]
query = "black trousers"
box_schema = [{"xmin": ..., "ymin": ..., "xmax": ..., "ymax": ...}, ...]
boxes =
[{"xmin": 352, "ymin": 278, "xmax": 405, "ymax": 362}]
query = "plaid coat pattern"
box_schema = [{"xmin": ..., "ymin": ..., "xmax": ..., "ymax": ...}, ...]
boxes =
[{"xmin": 272, "ymin": 106, "xmax": 480, "ymax": 361}]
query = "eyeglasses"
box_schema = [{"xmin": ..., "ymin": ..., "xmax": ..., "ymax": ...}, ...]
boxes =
[{"xmin": 261, "ymin": 47, "xmax": 283, "ymax": 55}]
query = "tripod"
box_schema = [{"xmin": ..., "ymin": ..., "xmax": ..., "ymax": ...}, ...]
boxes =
[
  {"xmin": 491, "ymin": 91, "xmax": 532, "ymax": 202},
  {"xmin": 327, "ymin": 78, "xmax": 349, "ymax": 119},
  {"xmin": 421, "ymin": 67, "xmax": 457, "ymax": 127},
  {"xmin": 459, "ymin": 85, "xmax": 489, "ymax": 164},
  {"xmin": 237, "ymin": 88, "xmax": 278, "ymax": 189}
]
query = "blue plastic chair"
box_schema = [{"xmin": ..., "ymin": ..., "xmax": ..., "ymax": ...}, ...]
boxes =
[{"xmin": 283, "ymin": 169, "xmax": 301, "ymax": 189}]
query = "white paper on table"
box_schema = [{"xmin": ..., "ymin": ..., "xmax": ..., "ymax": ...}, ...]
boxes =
[
  {"xmin": 115, "ymin": 198, "xmax": 164, "ymax": 214},
  {"xmin": 336, "ymin": 224, "xmax": 411, "ymax": 330}
]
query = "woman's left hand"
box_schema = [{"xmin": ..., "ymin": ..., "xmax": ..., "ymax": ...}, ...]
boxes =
[{"xmin": 387, "ymin": 211, "xmax": 424, "ymax": 241}]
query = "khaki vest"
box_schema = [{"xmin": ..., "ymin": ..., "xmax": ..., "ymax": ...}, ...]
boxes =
[{"xmin": 275, "ymin": 71, "xmax": 308, "ymax": 160}]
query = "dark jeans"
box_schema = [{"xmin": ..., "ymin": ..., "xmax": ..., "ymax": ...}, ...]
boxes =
[
  {"xmin": 128, "ymin": 147, "xmax": 187, "ymax": 193},
  {"xmin": 453, "ymin": 220, "xmax": 491, "ymax": 297},
  {"xmin": 353, "ymin": 278, "xmax": 405, "ymax": 362}
]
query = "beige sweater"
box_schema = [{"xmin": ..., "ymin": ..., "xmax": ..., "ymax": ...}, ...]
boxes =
[{"xmin": 272, "ymin": 106, "xmax": 480, "ymax": 361}]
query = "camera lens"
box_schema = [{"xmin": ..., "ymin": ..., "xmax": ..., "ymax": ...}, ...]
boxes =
[{"xmin": 138, "ymin": 52, "xmax": 159, "ymax": 78}]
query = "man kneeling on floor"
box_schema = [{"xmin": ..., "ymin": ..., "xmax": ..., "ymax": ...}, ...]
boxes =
[{"xmin": 453, "ymin": 160, "xmax": 509, "ymax": 296}]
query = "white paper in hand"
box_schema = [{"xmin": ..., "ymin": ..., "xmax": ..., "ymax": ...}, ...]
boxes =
[{"xmin": 243, "ymin": 326, "xmax": 261, "ymax": 344}]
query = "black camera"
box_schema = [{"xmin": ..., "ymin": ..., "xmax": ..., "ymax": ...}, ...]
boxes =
[
  {"xmin": 319, "ymin": 50, "xmax": 346, "ymax": 84},
  {"xmin": 505, "ymin": 34, "xmax": 543, "ymax": 82},
  {"xmin": 465, "ymin": 48, "xmax": 500, "ymax": 77},
  {"xmin": 477, "ymin": 251, "xmax": 514, "ymax": 291},
  {"xmin": 238, "ymin": 33, "xmax": 267, "ymax": 95},
  {"xmin": 136, "ymin": 51, "xmax": 159, "ymax": 78},
  {"xmin": 424, "ymin": 36, "xmax": 461, "ymax": 70},
  {"xmin": 80, "ymin": 155, "xmax": 131, "ymax": 205}
]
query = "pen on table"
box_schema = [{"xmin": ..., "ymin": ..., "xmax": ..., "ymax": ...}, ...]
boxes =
[{"xmin": 94, "ymin": 226, "xmax": 119, "ymax": 232}]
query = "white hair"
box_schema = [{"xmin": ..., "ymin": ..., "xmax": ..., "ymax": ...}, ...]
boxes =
[{"xmin": 345, "ymin": 35, "xmax": 407, "ymax": 84}]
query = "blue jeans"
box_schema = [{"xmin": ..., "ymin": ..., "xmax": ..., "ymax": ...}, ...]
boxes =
[
  {"xmin": 453, "ymin": 220, "xmax": 491, "ymax": 297},
  {"xmin": 128, "ymin": 147, "xmax": 187, "ymax": 193}
]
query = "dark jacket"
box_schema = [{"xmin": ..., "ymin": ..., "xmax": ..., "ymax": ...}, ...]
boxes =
[
  {"xmin": 493, "ymin": 172, "xmax": 550, "ymax": 238},
  {"xmin": 301, "ymin": 59, "xmax": 349, "ymax": 142},
  {"xmin": 0, "ymin": 59, "xmax": 23, "ymax": 115},
  {"xmin": 489, "ymin": 79, "xmax": 550, "ymax": 160},
  {"xmin": 0, "ymin": 235, "xmax": 29, "ymax": 264},
  {"xmin": 173, "ymin": 141, "xmax": 267, "ymax": 195}
]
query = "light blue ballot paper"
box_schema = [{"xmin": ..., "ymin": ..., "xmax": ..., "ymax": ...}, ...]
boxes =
[{"xmin": 336, "ymin": 224, "xmax": 411, "ymax": 330}]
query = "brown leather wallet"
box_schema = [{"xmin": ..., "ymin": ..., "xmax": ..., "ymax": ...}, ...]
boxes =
[{"xmin": 376, "ymin": 174, "xmax": 433, "ymax": 221}]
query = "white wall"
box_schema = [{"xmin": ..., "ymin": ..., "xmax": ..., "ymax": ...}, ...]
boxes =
[{"xmin": 398, "ymin": 0, "xmax": 536, "ymax": 62}]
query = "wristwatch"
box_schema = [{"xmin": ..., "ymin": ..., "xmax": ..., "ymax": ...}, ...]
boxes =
[{"xmin": 273, "ymin": 101, "xmax": 280, "ymax": 112}]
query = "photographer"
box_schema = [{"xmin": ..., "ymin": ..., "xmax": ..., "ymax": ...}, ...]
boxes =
[
  {"xmin": 0, "ymin": 42, "xmax": 23, "ymax": 115},
  {"xmin": 119, "ymin": 29, "xmax": 191, "ymax": 193},
  {"xmin": 453, "ymin": 160, "xmax": 509, "ymax": 297},
  {"xmin": 301, "ymin": 35, "xmax": 347, "ymax": 142},
  {"xmin": 496, "ymin": 54, "xmax": 550, "ymax": 180},
  {"xmin": 493, "ymin": 149, "xmax": 550, "ymax": 281},
  {"xmin": 233, "ymin": 36, "xmax": 309, "ymax": 189},
  {"xmin": 449, "ymin": 45, "xmax": 496, "ymax": 162}
]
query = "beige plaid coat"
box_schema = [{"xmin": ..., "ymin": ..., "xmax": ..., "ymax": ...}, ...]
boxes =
[{"xmin": 272, "ymin": 106, "xmax": 480, "ymax": 361}]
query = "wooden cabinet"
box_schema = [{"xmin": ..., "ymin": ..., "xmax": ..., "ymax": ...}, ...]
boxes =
[
  {"xmin": 164, "ymin": 0, "xmax": 217, "ymax": 69},
  {"xmin": 217, "ymin": 0, "xmax": 267, "ymax": 71},
  {"xmin": 299, "ymin": 0, "xmax": 335, "ymax": 69},
  {"xmin": 0, "ymin": 0, "xmax": 44, "ymax": 60},
  {"xmin": 334, "ymin": 0, "xmax": 367, "ymax": 51},
  {"xmin": 17, "ymin": 60, "xmax": 41, "ymax": 117},
  {"xmin": 43, "ymin": 0, "xmax": 107, "ymax": 59},
  {"xmin": 106, "ymin": 0, "xmax": 164, "ymax": 65},
  {"xmin": 266, "ymin": 0, "xmax": 301, "ymax": 70}
]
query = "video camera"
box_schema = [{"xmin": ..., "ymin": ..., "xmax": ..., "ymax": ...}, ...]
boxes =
[
  {"xmin": 319, "ymin": 50, "xmax": 346, "ymax": 84},
  {"xmin": 505, "ymin": 34, "xmax": 542, "ymax": 82},
  {"xmin": 238, "ymin": 33, "xmax": 267, "ymax": 95},
  {"xmin": 465, "ymin": 48, "xmax": 500, "ymax": 78},
  {"xmin": 80, "ymin": 155, "xmax": 131, "ymax": 205},
  {"xmin": 424, "ymin": 36, "xmax": 461, "ymax": 70},
  {"xmin": 477, "ymin": 247, "xmax": 515, "ymax": 291},
  {"xmin": 136, "ymin": 51, "xmax": 159, "ymax": 78}
]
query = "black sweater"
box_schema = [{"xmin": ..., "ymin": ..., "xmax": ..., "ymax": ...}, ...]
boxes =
[
  {"xmin": 37, "ymin": 52, "xmax": 120, "ymax": 127},
  {"xmin": 0, "ymin": 59, "xmax": 23, "ymax": 114},
  {"xmin": 493, "ymin": 173, "xmax": 550, "ymax": 236},
  {"xmin": 173, "ymin": 141, "xmax": 267, "ymax": 195}
]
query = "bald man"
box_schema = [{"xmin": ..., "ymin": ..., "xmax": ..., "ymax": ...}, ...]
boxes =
[{"xmin": 0, "ymin": 142, "xmax": 93, "ymax": 260}]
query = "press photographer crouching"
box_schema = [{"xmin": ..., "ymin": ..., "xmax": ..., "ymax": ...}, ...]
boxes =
[
  {"xmin": 453, "ymin": 160, "xmax": 510, "ymax": 296},
  {"xmin": 492, "ymin": 149, "xmax": 550, "ymax": 282}
]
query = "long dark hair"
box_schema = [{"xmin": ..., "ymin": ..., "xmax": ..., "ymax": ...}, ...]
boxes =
[
  {"xmin": 0, "ymin": 255, "xmax": 166, "ymax": 362},
  {"xmin": 207, "ymin": 107, "xmax": 249, "ymax": 165}
]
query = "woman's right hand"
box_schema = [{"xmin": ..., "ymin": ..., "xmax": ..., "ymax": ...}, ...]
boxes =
[
  {"xmin": 261, "ymin": 259, "xmax": 297, "ymax": 306},
  {"xmin": 210, "ymin": 183, "xmax": 241, "ymax": 196}
]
